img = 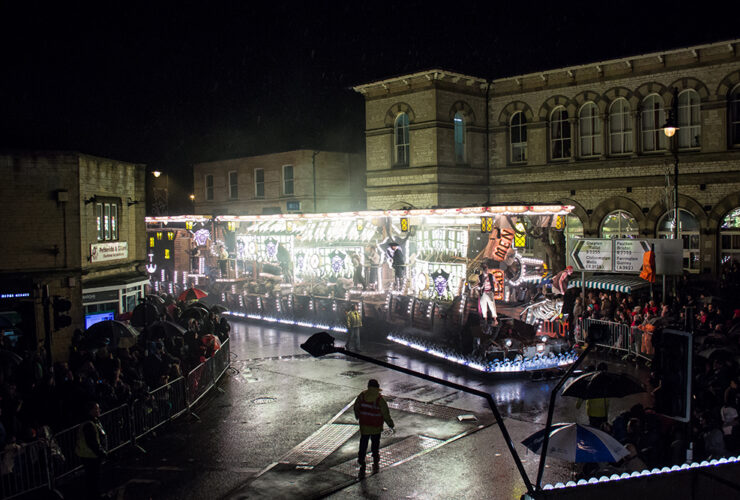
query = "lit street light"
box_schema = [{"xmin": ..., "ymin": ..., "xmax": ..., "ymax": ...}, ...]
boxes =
[
  {"xmin": 189, "ymin": 193, "xmax": 195, "ymax": 214},
  {"xmin": 663, "ymin": 87, "xmax": 680, "ymax": 240},
  {"xmin": 151, "ymin": 170, "xmax": 169, "ymax": 216}
]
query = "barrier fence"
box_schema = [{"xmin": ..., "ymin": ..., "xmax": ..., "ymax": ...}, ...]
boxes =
[
  {"xmin": 0, "ymin": 339, "xmax": 231, "ymax": 500},
  {"xmin": 575, "ymin": 318, "xmax": 653, "ymax": 362}
]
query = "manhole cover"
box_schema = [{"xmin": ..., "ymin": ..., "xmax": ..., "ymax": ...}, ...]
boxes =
[
  {"xmin": 252, "ymin": 397, "xmax": 277, "ymax": 404},
  {"xmin": 339, "ymin": 371, "xmax": 365, "ymax": 378}
]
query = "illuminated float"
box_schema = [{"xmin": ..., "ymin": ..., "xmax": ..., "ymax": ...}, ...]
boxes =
[{"xmin": 146, "ymin": 205, "xmax": 577, "ymax": 374}]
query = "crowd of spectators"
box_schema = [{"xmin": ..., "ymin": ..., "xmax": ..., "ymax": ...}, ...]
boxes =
[
  {"xmin": 0, "ymin": 293, "xmax": 230, "ymax": 458},
  {"xmin": 569, "ymin": 263, "xmax": 740, "ymax": 478}
]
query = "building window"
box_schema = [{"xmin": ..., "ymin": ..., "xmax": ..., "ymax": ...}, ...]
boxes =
[
  {"xmin": 205, "ymin": 174, "xmax": 214, "ymax": 201},
  {"xmin": 394, "ymin": 113, "xmax": 410, "ymax": 166},
  {"xmin": 550, "ymin": 107, "xmax": 571, "ymax": 160},
  {"xmin": 454, "ymin": 112, "xmax": 466, "ymax": 164},
  {"xmin": 678, "ymin": 89, "xmax": 701, "ymax": 149},
  {"xmin": 609, "ymin": 98, "xmax": 633, "ymax": 155},
  {"xmin": 658, "ymin": 209, "xmax": 700, "ymax": 272},
  {"xmin": 731, "ymin": 84, "xmax": 740, "ymax": 147},
  {"xmin": 600, "ymin": 210, "xmax": 639, "ymax": 239},
  {"xmin": 721, "ymin": 207, "xmax": 740, "ymax": 266},
  {"xmin": 228, "ymin": 171, "xmax": 238, "ymax": 200},
  {"xmin": 283, "ymin": 165, "xmax": 294, "ymax": 195},
  {"xmin": 579, "ymin": 102, "xmax": 601, "ymax": 157},
  {"xmin": 255, "ymin": 168, "xmax": 264, "ymax": 198},
  {"xmin": 96, "ymin": 201, "xmax": 119, "ymax": 241},
  {"xmin": 641, "ymin": 94, "xmax": 666, "ymax": 152},
  {"xmin": 510, "ymin": 111, "xmax": 527, "ymax": 163},
  {"xmin": 565, "ymin": 215, "xmax": 584, "ymax": 240}
]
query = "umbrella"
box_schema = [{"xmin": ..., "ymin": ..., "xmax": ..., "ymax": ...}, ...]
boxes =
[
  {"xmin": 149, "ymin": 320, "xmax": 187, "ymax": 339},
  {"xmin": 562, "ymin": 371, "xmax": 645, "ymax": 399},
  {"xmin": 522, "ymin": 423, "xmax": 630, "ymax": 463},
  {"xmin": 146, "ymin": 294, "xmax": 165, "ymax": 304},
  {"xmin": 698, "ymin": 347, "xmax": 736, "ymax": 363},
  {"xmin": 86, "ymin": 320, "xmax": 140, "ymax": 349},
  {"xmin": 210, "ymin": 304, "xmax": 228, "ymax": 314},
  {"xmin": 178, "ymin": 288, "xmax": 208, "ymax": 302},
  {"xmin": 0, "ymin": 349, "xmax": 22, "ymax": 366},
  {"xmin": 188, "ymin": 301, "xmax": 212, "ymax": 313},
  {"xmin": 131, "ymin": 302, "xmax": 161, "ymax": 328}
]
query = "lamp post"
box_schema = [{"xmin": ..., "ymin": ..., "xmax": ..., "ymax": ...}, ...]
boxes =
[
  {"xmin": 300, "ymin": 332, "xmax": 535, "ymax": 497},
  {"xmin": 663, "ymin": 87, "xmax": 680, "ymax": 240},
  {"xmin": 189, "ymin": 193, "xmax": 196, "ymax": 215}
]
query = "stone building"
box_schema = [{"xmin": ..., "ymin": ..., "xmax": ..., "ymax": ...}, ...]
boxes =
[
  {"xmin": 192, "ymin": 149, "xmax": 365, "ymax": 215},
  {"xmin": 0, "ymin": 151, "xmax": 148, "ymax": 361},
  {"xmin": 354, "ymin": 39, "xmax": 740, "ymax": 276}
]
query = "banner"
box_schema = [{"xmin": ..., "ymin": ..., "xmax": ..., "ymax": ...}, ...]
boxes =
[{"xmin": 90, "ymin": 241, "xmax": 128, "ymax": 263}]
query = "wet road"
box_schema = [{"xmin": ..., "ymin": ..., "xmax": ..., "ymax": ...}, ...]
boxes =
[{"xmin": 81, "ymin": 320, "xmax": 652, "ymax": 500}]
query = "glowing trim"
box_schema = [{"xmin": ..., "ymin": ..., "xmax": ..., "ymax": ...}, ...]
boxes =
[
  {"xmin": 387, "ymin": 334, "xmax": 577, "ymax": 373},
  {"xmin": 543, "ymin": 455, "xmax": 740, "ymax": 489},
  {"xmin": 224, "ymin": 311, "xmax": 347, "ymax": 333}
]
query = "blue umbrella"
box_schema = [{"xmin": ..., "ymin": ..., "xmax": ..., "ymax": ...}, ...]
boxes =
[{"xmin": 522, "ymin": 423, "xmax": 629, "ymax": 463}]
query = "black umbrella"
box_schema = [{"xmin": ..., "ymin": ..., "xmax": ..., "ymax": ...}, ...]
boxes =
[
  {"xmin": 86, "ymin": 320, "xmax": 140, "ymax": 349},
  {"xmin": 131, "ymin": 302, "xmax": 161, "ymax": 328},
  {"xmin": 210, "ymin": 304, "xmax": 228, "ymax": 314},
  {"xmin": 562, "ymin": 371, "xmax": 645, "ymax": 399},
  {"xmin": 149, "ymin": 320, "xmax": 187, "ymax": 339},
  {"xmin": 146, "ymin": 294, "xmax": 165, "ymax": 305},
  {"xmin": 180, "ymin": 307, "xmax": 209, "ymax": 322}
]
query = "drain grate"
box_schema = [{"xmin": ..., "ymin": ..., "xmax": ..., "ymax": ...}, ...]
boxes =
[
  {"xmin": 386, "ymin": 397, "xmax": 470, "ymax": 420},
  {"xmin": 251, "ymin": 397, "xmax": 277, "ymax": 404},
  {"xmin": 338, "ymin": 371, "xmax": 365, "ymax": 378},
  {"xmin": 331, "ymin": 435, "xmax": 442, "ymax": 476},
  {"xmin": 279, "ymin": 423, "xmax": 358, "ymax": 466}
]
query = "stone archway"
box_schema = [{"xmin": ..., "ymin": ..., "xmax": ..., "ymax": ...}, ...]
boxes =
[{"xmin": 588, "ymin": 197, "xmax": 646, "ymax": 236}]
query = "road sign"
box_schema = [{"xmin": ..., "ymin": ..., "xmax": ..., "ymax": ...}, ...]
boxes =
[
  {"xmin": 613, "ymin": 240, "xmax": 650, "ymax": 273},
  {"xmin": 570, "ymin": 239, "xmax": 612, "ymax": 271}
]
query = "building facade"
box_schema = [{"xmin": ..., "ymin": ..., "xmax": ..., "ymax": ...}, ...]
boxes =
[
  {"xmin": 192, "ymin": 149, "xmax": 365, "ymax": 215},
  {"xmin": 354, "ymin": 39, "xmax": 740, "ymax": 276},
  {"xmin": 0, "ymin": 151, "xmax": 148, "ymax": 361}
]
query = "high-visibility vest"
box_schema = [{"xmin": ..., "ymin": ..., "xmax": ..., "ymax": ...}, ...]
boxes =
[
  {"xmin": 74, "ymin": 420, "xmax": 106, "ymax": 459},
  {"xmin": 640, "ymin": 250, "xmax": 656, "ymax": 283},
  {"xmin": 357, "ymin": 395, "xmax": 384, "ymax": 428}
]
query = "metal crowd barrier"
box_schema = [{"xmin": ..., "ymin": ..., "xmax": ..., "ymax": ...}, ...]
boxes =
[
  {"xmin": 575, "ymin": 318, "xmax": 653, "ymax": 362},
  {"xmin": 0, "ymin": 338, "xmax": 231, "ymax": 499},
  {"xmin": 0, "ymin": 440, "xmax": 52, "ymax": 499}
]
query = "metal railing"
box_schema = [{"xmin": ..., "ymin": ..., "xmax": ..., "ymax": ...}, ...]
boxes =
[
  {"xmin": 574, "ymin": 317, "xmax": 653, "ymax": 362},
  {"xmin": 0, "ymin": 338, "xmax": 231, "ymax": 499}
]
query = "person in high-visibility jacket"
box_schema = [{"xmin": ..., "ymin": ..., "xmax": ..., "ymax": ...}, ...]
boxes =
[
  {"xmin": 345, "ymin": 303, "xmax": 363, "ymax": 350},
  {"xmin": 75, "ymin": 401, "xmax": 108, "ymax": 500},
  {"xmin": 354, "ymin": 379, "xmax": 394, "ymax": 476}
]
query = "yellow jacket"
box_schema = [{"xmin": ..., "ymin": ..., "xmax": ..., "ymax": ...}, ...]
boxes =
[{"xmin": 346, "ymin": 310, "xmax": 362, "ymax": 328}]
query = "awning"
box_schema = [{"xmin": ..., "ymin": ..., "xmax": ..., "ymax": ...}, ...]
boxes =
[{"xmin": 567, "ymin": 275, "xmax": 651, "ymax": 294}]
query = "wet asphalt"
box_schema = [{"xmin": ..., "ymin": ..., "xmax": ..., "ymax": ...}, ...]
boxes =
[{"xmin": 56, "ymin": 320, "xmax": 652, "ymax": 500}]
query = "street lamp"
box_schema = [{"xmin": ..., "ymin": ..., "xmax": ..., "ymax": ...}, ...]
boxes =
[
  {"xmin": 189, "ymin": 193, "xmax": 195, "ymax": 215},
  {"xmin": 300, "ymin": 332, "xmax": 536, "ymax": 497},
  {"xmin": 663, "ymin": 87, "xmax": 680, "ymax": 240}
]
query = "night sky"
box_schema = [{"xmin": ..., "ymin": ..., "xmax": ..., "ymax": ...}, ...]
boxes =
[{"xmin": 1, "ymin": 1, "xmax": 738, "ymax": 199}]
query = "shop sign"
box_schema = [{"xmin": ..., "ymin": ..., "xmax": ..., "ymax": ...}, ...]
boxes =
[
  {"xmin": 90, "ymin": 242, "xmax": 128, "ymax": 263},
  {"xmin": 82, "ymin": 290, "xmax": 119, "ymax": 303}
]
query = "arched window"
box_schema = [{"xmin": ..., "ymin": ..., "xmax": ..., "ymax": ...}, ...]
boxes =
[
  {"xmin": 730, "ymin": 84, "xmax": 740, "ymax": 147},
  {"xmin": 510, "ymin": 111, "xmax": 527, "ymax": 163},
  {"xmin": 565, "ymin": 214, "xmax": 584, "ymax": 240},
  {"xmin": 641, "ymin": 94, "xmax": 666, "ymax": 152},
  {"xmin": 550, "ymin": 106, "xmax": 571, "ymax": 160},
  {"xmin": 394, "ymin": 113, "xmax": 410, "ymax": 166},
  {"xmin": 454, "ymin": 112, "xmax": 466, "ymax": 164},
  {"xmin": 600, "ymin": 210, "xmax": 639, "ymax": 239},
  {"xmin": 658, "ymin": 209, "xmax": 700, "ymax": 272},
  {"xmin": 609, "ymin": 98, "xmax": 633, "ymax": 155},
  {"xmin": 721, "ymin": 207, "xmax": 740, "ymax": 266},
  {"xmin": 579, "ymin": 102, "xmax": 601, "ymax": 157},
  {"xmin": 678, "ymin": 89, "xmax": 701, "ymax": 149}
]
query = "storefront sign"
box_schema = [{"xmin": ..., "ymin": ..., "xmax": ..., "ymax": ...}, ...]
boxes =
[
  {"xmin": 82, "ymin": 289, "xmax": 120, "ymax": 303},
  {"xmin": 90, "ymin": 242, "xmax": 128, "ymax": 263}
]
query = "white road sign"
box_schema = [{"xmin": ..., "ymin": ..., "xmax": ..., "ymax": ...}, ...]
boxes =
[
  {"xmin": 570, "ymin": 239, "xmax": 612, "ymax": 271},
  {"xmin": 614, "ymin": 239, "xmax": 651, "ymax": 273}
]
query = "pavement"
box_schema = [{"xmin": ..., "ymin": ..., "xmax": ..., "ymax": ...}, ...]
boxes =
[{"xmin": 49, "ymin": 320, "xmax": 653, "ymax": 500}]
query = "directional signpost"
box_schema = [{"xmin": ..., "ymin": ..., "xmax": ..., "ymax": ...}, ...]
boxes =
[
  {"xmin": 613, "ymin": 239, "xmax": 651, "ymax": 273},
  {"xmin": 570, "ymin": 239, "xmax": 612, "ymax": 271}
]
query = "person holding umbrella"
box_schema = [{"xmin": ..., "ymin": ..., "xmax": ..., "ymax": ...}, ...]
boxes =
[{"xmin": 575, "ymin": 363, "xmax": 610, "ymax": 428}]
